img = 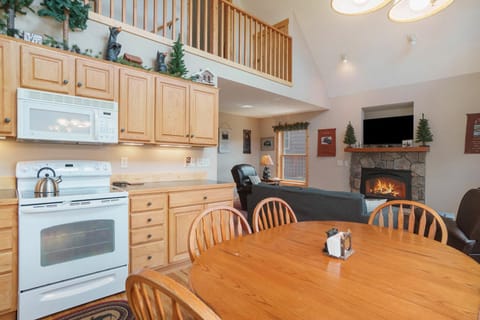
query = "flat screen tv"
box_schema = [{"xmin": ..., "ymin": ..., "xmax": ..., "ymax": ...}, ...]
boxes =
[{"xmin": 363, "ymin": 115, "xmax": 414, "ymax": 145}]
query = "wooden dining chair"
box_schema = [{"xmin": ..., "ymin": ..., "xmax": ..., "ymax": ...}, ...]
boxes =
[
  {"xmin": 252, "ymin": 197, "xmax": 298, "ymax": 233},
  {"xmin": 126, "ymin": 268, "xmax": 221, "ymax": 320},
  {"xmin": 188, "ymin": 206, "xmax": 252, "ymax": 262},
  {"xmin": 368, "ymin": 200, "xmax": 448, "ymax": 244}
]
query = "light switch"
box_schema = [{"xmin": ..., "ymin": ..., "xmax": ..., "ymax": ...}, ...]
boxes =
[
  {"xmin": 336, "ymin": 160, "xmax": 344, "ymax": 167},
  {"xmin": 120, "ymin": 157, "xmax": 128, "ymax": 168}
]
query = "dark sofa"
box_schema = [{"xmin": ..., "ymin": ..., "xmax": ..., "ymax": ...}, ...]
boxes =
[{"xmin": 246, "ymin": 183, "xmax": 368, "ymax": 225}]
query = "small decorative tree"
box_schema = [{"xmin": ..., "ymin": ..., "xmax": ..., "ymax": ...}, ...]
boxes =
[
  {"xmin": 0, "ymin": 0, "xmax": 35, "ymax": 37},
  {"xmin": 167, "ymin": 35, "xmax": 188, "ymax": 78},
  {"xmin": 415, "ymin": 113, "xmax": 433, "ymax": 146},
  {"xmin": 38, "ymin": 0, "xmax": 90, "ymax": 50},
  {"xmin": 343, "ymin": 121, "xmax": 357, "ymax": 147}
]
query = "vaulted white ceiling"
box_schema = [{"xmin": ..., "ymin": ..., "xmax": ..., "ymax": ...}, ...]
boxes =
[{"xmin": 220, "ymin": 0, "xmax": 480, "ymax": 117}]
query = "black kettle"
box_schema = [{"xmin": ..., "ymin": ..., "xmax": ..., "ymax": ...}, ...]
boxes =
[{"xmin": 34, "ymin": 167, "xmax": 62, "ymax": 197}]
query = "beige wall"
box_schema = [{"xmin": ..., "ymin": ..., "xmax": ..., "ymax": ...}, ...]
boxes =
[
  {"xmin": 0, "ymin": 140, "xmax": 218, "ymax": 181},
  {"xmin": 217, "ymin": 113, "xmax": 261, "ymax": 183},
  {"xmin": 273, "ymin": 73, "xmax": 480, "ymax": 214}
]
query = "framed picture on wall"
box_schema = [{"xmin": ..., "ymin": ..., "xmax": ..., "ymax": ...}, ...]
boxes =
[
  {"xmin": 261, "ymin": 137, "xmax": 274, "ymax": 151},
  {"xmin": 243, "ymin": 129, "xmax": 251, "ymax": 154},
  {"xmin": 465, "ymin": 113, "xmax": 480, "ymax": 154},
  {"xmin": 218, "ymin": 128, "xmax": 231, "ymax": 153},
  {"xmin": 317, "ymin": 128, "xmax": 336, "ymax": 157}
]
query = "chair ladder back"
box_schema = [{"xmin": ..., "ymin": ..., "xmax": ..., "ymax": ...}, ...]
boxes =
[{"xmin": 188, "ymin": 206, "xmax": 252, "ymax": 262}]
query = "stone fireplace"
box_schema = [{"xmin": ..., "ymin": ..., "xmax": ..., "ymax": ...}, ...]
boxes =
[{"xmin": 348, "ymin": 148, "xmax": 427, "ymax": 202}]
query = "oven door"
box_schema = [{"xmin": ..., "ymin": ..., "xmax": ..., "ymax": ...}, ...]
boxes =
[{"xmin": 18, "ymin": 196, "xmax": 128, "ymax": 291}]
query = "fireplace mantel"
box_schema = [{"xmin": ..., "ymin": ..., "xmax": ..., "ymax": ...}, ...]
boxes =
[{"xmin": 345, "ymin": 146, "xmax": 429, "ymax": 153}]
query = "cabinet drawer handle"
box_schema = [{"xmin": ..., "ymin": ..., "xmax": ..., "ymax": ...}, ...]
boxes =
[
  {"xmin": 147, "ymin": 218, "xmax": 152, "ymax": 223},
  {"xmin": 4, "ymin": 117, "xmax": 10, "ymax": 123},
  {"xmin": 77, "ymin": 82, "xmax": 83, "ymax": 87},
  {"xmin": 185, "ymin": 134, "xmax": 189, "ymax": 137},
  {"xmin": 63, "ymin": 79, "xmax": 69, "ymax": 85},
  {"xmin": 120, "ymin": 128, "xmax": 125, "ymax": 133},
  {"xmin": 147, "ymin": 234, "xmax": 152, "ymax": 239},
  {"xmin": 147, "ymin": 202, "xmax": 152, "ymax": 207},
  {"xmin": 203, "ymin": 196, "xmax": 207, "ymax": 200},
  {"xmin": 190, "ymin": 134, "xmax": 195, "ymax": 138},
  {"xmin": 147, "ymin": 255, "xmax": 152, "ymax": 260}
]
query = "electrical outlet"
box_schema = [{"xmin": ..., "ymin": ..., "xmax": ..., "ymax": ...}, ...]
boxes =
[
  {"xmin": 120, "ymin": 157, "xmax": 128, "ymax": 168},
  {"xmin": 185, "ymin": 156, "xmax": 195, "ymax": 167}
]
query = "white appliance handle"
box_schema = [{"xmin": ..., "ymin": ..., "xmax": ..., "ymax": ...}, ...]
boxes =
[{"xmin": 20, "ymin": 197, "xmax": 128, "ymax": 213}]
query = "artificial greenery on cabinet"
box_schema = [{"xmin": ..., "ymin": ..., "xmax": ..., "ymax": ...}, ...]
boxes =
[
  {"xmin": 272, "ymin": 122, "xmax": 309, "ymax": 132},
  {"xmin": 415, "ymin": 113, "xmax": 433, "ymax": 146},
  {"xmin": 38, "ymin": 0, "xmax": 90, "ymax": 49},
  {"xmin": 167, "ymin": 35, "xmax": 188, "ymax": 78},
  {"xmin": 0, "ymin": 0, "xmax": 34, "ymax": 37}
]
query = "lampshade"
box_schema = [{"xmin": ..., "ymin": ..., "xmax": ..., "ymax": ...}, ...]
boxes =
[
  {"xmin": 388, "ymin": 0, "xmax": 455, "ymax": 22},
  {"xmin": 331, "ymin": 0, "xmax": 455, "ymax": 22},
  {"xmin": 331, "ymin": 0, "xmax": 391, "ymax": 15},
  {"xmin": 260, "ymin": 155, "xmax": 274, "ymax": 166}
]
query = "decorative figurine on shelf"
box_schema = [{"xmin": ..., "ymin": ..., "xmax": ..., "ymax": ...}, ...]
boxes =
[
  {"xmin": 155, "ymin": 51, "xmax": 167, "ymax": 73},
  {"xmin": 343, "ymin": 121, "xmax": 357, "ymax": 147},
  {"xmin": 106, "ymin": 26, "xmax": 122, "ymax": 62},
  {"xmin": 190, "ymin": 68, "xmax": 216, "ymax": 86},
  {"xmin": 415, "ymin": 113, "xmax": 433, "ymax": 146}
]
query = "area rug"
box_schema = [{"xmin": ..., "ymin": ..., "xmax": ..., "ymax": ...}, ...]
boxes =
[{"xmin": 54, "ymin": 300, "xmax": 135, "ymax": 320}]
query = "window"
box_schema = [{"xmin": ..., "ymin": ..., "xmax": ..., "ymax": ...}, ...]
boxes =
[{"xmin": 276, "ymin": 129, "xmax": 308, "ymax": 185}]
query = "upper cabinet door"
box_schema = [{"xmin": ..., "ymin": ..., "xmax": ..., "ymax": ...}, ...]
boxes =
[
  {"xmin": 155, "ymin": 77, "xmax": 190, "ymax": 144},
  {"xmin": 75, "ymin": 58, "xmax": 117, "ymax": 101},
  {"xmin": 189, "ymin": 84, "xmax": 218, "ymax": 145},
  {"xmin": 0, "ymin": 39, "xmax": 17, "ymax": 136},
  {"xmin": 119, "ymin": 68, "xmax": 154, "ymax": 142},
  {"xmin": 20, "ymin": 45, "xmax": 75, "ymax": 95}
]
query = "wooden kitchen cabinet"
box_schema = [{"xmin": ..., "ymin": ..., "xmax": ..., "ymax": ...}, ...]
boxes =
[
  {"xmin": 0, "ymin": 39, "xmax": 17, "ymax": 137},
  {"xmin": 155, "ymin": 77, "xmax": 218, "ymax": 146},
  {"xmin": 20, "ymin": 43, "xmax": 117, "ymax": 100},
  {"xmin": 119, "ymin": 68, "xmax": 154, "ymax": 143},
  {"xmin": 0, "ymin": 204, "xmax": 17, "ymax": 317},
  {"xmin": 129, "ymin": 193, "xmax": 168, "ymax": 272},
  {"xmin": 168, "ymin": 186, "xmax": 233, "ymax": 263}
]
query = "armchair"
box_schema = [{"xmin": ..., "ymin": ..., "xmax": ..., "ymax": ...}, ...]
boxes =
[
  {"xmin": 443, "ymin": 188, "xmax": 480, "ymax": 262},
  {"xmin": 231, "ymin": 164, "xmax": 258, "ymax": 210}
]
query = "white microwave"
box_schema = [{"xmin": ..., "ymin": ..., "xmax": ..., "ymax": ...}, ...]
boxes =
[{"xmin": 17, "ymin": 88, "xmax": 118, "ymax": 144}]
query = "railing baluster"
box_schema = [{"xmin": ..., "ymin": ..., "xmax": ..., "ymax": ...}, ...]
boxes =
[
  {"xmin": 162, "ymin": 0, "xmax": 167, "ymax": 37},
  {"xmin": 187, "ymin": 0, "xmax": 192, "ymax": 46},
  {"xmin": 133, "ymin": 0, "xmax": 137, "ymax": 27},
  {"xmin": 172, "ymin": 0, "xmax": 176, "ymax": 40},
  {"xmin": 122, "ymin": 0, "xmax": 126, "ymax": 23},
  {"xmin": 153, "ymin": 0, "xmax": 158, "ymax": 34}
]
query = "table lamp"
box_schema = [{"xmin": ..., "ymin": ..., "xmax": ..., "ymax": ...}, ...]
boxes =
[{"xmin": 260, "ymin": 155, "xmax": 274, "ymax": 180}]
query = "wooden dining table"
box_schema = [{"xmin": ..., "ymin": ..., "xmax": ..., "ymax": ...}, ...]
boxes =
[{"xmin": 189, "ymin": 221, "xmax": 480, "ymax": 320}]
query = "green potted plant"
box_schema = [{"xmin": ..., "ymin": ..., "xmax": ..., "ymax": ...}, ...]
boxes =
[
  {"xmin": 415, "ymin": 113, "xmax": 433, "ymax": 146},
  {"xmin": 343, "ymin": 121, "xmax": 357, "ymax": 147},
  {"xmin": 0, "ymin": 0, "xmax": 35, "ymax": 37},
  {"xmin": 38, "ymin": 0, "xmax": 90, "ymax": 50}
]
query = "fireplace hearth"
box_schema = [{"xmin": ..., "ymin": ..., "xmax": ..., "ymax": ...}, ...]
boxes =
[{"xmin": 361, "ymin": 168, "xmax": 411, "ymax": 200}]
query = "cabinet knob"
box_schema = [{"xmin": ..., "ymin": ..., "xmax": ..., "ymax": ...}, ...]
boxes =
[
  {"xmin": 147, "ymin": 234, "xmax": 152, "ymax": 239},
  {"xmin": 147, "ymin": 255, "xmax": 152, "ymax": 260},
  {"xmin": 120, "ymin": 128, "xmax": 125, "ymax": 133},
  {"xmin": 77, "ymin": 82, "xmax": 83, "ymax": 87},
  {"xmin": 63, "ymin": 79, "xmax": 69, "ymax": 85},
  {"xmin": 147, "ymin": 201, "xmax": 152, "ymax": 207},
  {"xmin": 203, "ymin": 196, "xmax": 208, "ymax": 200},
  {"xmin": 147, "ymin": 218, "xmax": 152, "ymax": 223},
  {"xmin": 4, "ymin": 117, "xmax": 10, "ymax": 123},
  {"xmin": 185, "ymin": 134, "xmax": 189, "ymax": 137},
  {"xmin": 190, "ymin": 134, "xmax": 195, "ymax": 138}
]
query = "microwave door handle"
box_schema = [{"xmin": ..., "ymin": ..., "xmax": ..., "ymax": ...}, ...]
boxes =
[{"xmin": 94, "ymin": 110, "xmax": 99, "ymax": 140}]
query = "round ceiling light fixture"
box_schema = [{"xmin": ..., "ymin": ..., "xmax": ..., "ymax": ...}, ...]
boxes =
[{"xmin": 331, "ymin": 0, "xmax": 391, "ymax": 15}]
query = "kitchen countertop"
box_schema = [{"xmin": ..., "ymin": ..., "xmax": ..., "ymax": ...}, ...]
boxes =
[
  {"xmin": 0, "ymin": 189, "xmax": 18, "ymax": 204},
  {"xmin": 114, "ymin": 180, "xmax": 235, "ymax": 195}
]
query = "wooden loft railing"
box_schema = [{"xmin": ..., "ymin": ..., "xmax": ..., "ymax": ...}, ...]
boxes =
[{"xmin": 86, "ymin": 0, "xmax": 292, "ymax": 83}]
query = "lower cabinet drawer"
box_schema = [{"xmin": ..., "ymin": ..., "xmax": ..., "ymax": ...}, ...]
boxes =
[
  {"xmin": 0, "ymin": 273, "xmax": 14, "ymax": 313},
  {"xmin": 169, "ymin": 187, "xmax": 233, "ymax": 208},
  {"xmin": 0, "ymin": 252, "xmax": 12, "ymax": 274},
  {"xmin": 130, "ymin": 241, "xmax": 166, "ymax": 272},
  {"xmin": 131, "ymin": 225, "xmax": 165, "ymax": 245},
  {"xmin": 130, "ymin": 211, "xmax": 165, "ymax": 229},
  {"xmin": 0, "ymin": 230, "xmax": 12, "ymax": 252}
]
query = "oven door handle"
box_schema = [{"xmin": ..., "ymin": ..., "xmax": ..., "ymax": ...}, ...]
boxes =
[{"xmin": 20, "ymin": 197, "xmax": 128, "ymax": 213}]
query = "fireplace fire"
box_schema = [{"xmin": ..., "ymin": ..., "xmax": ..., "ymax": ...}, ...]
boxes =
[{"xmin": 360, "ymin": 168, "xmax": 411, "ymax": 200}]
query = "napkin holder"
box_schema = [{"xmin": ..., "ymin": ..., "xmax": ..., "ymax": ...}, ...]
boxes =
[{"xmin": 324, "ymin": 228, "xmax": 353, "ymax": 260}]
